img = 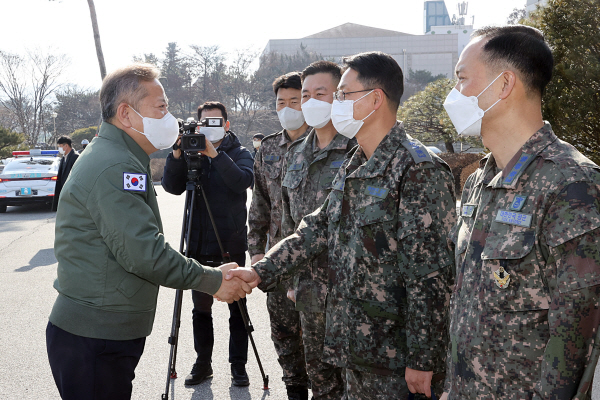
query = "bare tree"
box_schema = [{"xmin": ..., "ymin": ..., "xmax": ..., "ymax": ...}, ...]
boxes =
[
  {"xmin": 86, "ymin": 0, "xmax": 106, "ymax": 80},
  {"xmin": 0, "ymin": 50, "xmax": 67, "ymax": 145}
]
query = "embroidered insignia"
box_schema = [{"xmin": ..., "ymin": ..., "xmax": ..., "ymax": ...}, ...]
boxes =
[
  {"xmin": 509, "ymin": 195, "xmax": 527, "ymax": 211},
  {"xmin": 365, "ymin": 186, "xmax": 389, "ymax": 199},
  {"xmin": 493, "ymin": 266, "xmax": 511, "ymax": 289},
  {"xmin": 461, "ymin": 204, "xmax": 476, "ymax": 217},
  {"xmin": 503, "ymin": 153, "xmax": 533, "ymax": 185},
  {"xmin": 288, "ymin": 163, "xmax": 303, "ymax": 171},
  {"xmin": 330, "ymin": 160, "xmax": 344, "ymax": 169},
  {"xmin": 123, "ymin": 173, "xmax": 147, "ymax": 192},
  {"xmin": 332, "ymin": 175, "xmax": 346, "ymax": 191},
  {"xmin": 495, "ymin": 210, "xmax": 532, "ymax": 228}
]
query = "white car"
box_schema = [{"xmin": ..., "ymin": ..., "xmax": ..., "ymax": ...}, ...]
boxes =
[{"xmin": 0, "ymin": 150, "xmax": 60, "ymax": 213}]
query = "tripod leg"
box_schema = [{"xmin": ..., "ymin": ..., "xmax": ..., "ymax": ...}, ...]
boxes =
[
  {"xmin": 162, "ymin": 186, "xmax": 197, "ymax": 399},
  {"xmin": 237, "ymin": 300, "xmax": 269, "ymax": 390}
]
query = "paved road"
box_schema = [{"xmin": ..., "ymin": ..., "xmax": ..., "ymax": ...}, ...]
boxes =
[
  {"xmin": 0, "ymin": 187, "xmax": 289, "ymax": 400},
  {"xmin": 0, "ymin": 186, "xmax": 598, "ymax": 399}
]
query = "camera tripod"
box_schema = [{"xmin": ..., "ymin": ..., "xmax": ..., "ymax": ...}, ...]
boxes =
[{"xmin": 161, "ymin": 164, "xmax": 268, "ymax": 399}]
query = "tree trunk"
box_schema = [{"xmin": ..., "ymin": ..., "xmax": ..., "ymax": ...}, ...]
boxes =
[
  {"xmin": 86, "ymin": 0, "xmax": 106, "ymax": 80},
  {"xmin": 445, "ymin": 139, "xmax": 455, "ymax": 153}
]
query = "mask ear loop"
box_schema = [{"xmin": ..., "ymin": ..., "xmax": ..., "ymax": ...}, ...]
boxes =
[
  {"xmin": 476, "ymin": 72, "xmax": 504, "ymax": 98},
  {"xmin": 356, "ymin": 89, "xmax": 376, "ymax": 121},
  {"xmin": 477, "ymin": 72, "xmax": 504, "ymax": 113}
]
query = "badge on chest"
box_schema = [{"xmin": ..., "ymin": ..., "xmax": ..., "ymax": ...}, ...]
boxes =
[{"xmin": 493, "ymin": 266, "xmax": 511, "ymax": 289}]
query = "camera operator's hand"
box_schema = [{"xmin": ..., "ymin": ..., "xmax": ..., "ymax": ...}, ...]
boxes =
[
  {"xmin": 213, "ymin": 263, "xmax": 253, "ymax": 303},
  {"xmin": 199, "ymin": 139, "xmax": 219, "ymax": 159},
  {"xmin": 225, "ymin": 266, "xmax": 262, "ymax": 289},
  {"xmin": 173, "ymin": 136, "xmax": 182, "ymax": 159}
]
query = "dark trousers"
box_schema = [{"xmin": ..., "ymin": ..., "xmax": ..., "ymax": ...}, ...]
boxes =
[
  {"xmin": 46, "ymin": 321, "xmax": 145, "ymax": 400},
  {"xmin": 193, "ymin": 253, "xmax": 248, "ymax": 365}
]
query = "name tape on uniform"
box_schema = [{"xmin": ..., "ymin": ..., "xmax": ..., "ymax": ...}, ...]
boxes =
[
  {"xmin": 288, "ymin": 163, "xmax": 303, "ymax": 171},
  {"xmin": 123, "ymin": 173, "xmax": 147, "ymax": 192},
  {"xmin": 495, "ymin": 209, "xmax": 532, "ymax": 227},
  {"xmin": 365, "ymin": 186, "xmax": 389, "ymax": 199},
  {"xmin": 330, "ymin": 160, "xmax": 344, "ymax": 169},
  {"xmin": 264, "ymin": 155, "xmax": 280, "ymax": 162}
]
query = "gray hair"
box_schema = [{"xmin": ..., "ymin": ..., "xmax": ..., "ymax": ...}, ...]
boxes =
[{"xmin": 100, "ymin": 63, "xmax": 161, "ymax": 122}]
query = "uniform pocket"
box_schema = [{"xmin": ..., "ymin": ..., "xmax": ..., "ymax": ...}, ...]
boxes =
[
  {"xmin": 481, "ymin": 230, "xmax": 550, "ymax": 311},
  {"xmin": 347, "ymin": 297, "xmax": 406, "ymax": 371},
  {"xmin": 264, "ymin": 163, "xmax": 282, "ymax": 180},
  {"xmin": 282, "ymin": 169, "xmax": 303, "ymax": 190}
]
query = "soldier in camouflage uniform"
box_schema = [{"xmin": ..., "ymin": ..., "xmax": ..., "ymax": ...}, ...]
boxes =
[
  {"xmin": 440, "ymin": 26, "xmax": 600, "ymax": 400},
  {"xmin": 281, "ymin": 61, "xmax": 356, "ymax": 399},
  {"xmin": 233, "ymin": 52, "xmax": 456, "ymax": 399},
  {"xmin": 247, "ymin": 72, "xmax": 311, "ymax": 399}
]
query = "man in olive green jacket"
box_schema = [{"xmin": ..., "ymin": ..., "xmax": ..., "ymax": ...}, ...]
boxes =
[{"xmin": 46, "ymin": 63, "xmax": 252, "ymax": 400}]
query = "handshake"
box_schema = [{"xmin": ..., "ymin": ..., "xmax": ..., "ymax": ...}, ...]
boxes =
[{"xmin": 213, "ymin": 263, "xmax": 262, "ymax": 303}]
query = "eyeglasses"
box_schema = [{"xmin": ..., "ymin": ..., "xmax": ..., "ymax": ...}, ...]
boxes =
[
  {"xmin": 333, "ymin": 88, "xmax": 389, "ymax": 102},
  {"xmin": 333, "ymin": 89, "xmax": 373, "ymax": 102}
]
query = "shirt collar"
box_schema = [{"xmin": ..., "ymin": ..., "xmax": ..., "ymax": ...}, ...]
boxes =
[
  {"xmin": 346, "ymin": 121, "xmax": 406, "ymax": 179},
  {"xmin": 486, "ymin": 122, "xmax": 557, "ymax": 189},
  {"xmin": 98, "ymin": 122, "xmax": 150, "ymax": 168}
]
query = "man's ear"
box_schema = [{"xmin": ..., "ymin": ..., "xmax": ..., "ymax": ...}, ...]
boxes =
[
  {"xmin": 499, "ymin": 71, "xmax": 517, "ymax": 100},
  {"xmin": 225, "ymin": 120, "xmax": 230, "ymax": 131},
  {"xmin": 373, "ymin": 88, "xmax": 386, "ymax": 111},
  {"xmin": 116, "ymin": 103, "xmax": 133, "ymax": 128}
]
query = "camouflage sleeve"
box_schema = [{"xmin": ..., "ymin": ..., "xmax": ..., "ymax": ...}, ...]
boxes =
[
  {"xmin": 536, "ymin": 180, "xmax": 600, "ymax": 400},
  {"xmin": 280, "ymin": 152, "xmax": 295, "ymax": 238},
  {"xmin": 397, "ymin": 162, "xmax": 457, "ymax": 372},
  {"xmin": 247, "ymin": 146, "xmax": 270, "ymax": 256},
  {"xmin": 254, "ymin": 199, "xmax": 329, "ymax": 292}
]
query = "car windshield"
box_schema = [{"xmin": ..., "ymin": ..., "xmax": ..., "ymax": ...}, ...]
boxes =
[{"xmin": 3, "ymin": 158, "xmax": 58, "ymax": 172}]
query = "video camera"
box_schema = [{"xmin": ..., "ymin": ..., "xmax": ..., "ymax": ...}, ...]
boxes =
[{"xmin": 174, "ymin": 117, "xmax": 224, "ymax": 153}]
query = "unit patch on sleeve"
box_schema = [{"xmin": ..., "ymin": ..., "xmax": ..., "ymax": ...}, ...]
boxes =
[{"xmin": 123, "ymin": 173, "xmax": 147, "ymax": 192}]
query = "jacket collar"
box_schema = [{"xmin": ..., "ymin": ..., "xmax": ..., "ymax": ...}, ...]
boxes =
[
  {"xmin": 98, "ymin": 122, "xmax": 150, "ymax": 168},
  {"xmin": 346, "ymin": 121, "xmax": 406, "ymax": 179},
  {"xmin": 278, "ymin": 127, "xmax": 311, "ymax": 148},
  {"xmin": 484, "ymin": 122, "xmax": 557, "ymax": 189}
]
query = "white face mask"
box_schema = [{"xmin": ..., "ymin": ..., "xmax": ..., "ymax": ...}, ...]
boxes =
[
  {"xmin": 129, "ymin": 106, "xmax": 180, "ymax": 150},
  {"xmin": 253, "ymin": 140, "xmax": 261, "ymax": 149},
  {"xmin": 200, "ymin": 126, "xmax": 226, "ymax": 143},
  {"xmin": 443, "ymin": 72, "xmax": 503, "ymax": 136},
  {"xmin": 277, "ymin": 107, "xmax": 305, "ymax": 131},
  {"xmin": 301, "ymin": 98, "xmax": 332, "ymax": 129},
  {"xmin": 58, "ymin": 147, "xmax": 65, "ymax": 155},
  {"xmin": 331, "ymin": 90, "xmax": 375, "ymax": 139}
]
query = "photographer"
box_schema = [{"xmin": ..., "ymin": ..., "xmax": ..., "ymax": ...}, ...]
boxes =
[{"xmin": 162, "ymin": 101, "xmax": 254, "ymax": 386}]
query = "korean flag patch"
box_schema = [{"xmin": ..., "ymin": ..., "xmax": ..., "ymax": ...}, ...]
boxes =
[{"xmin": 123, "ymin": 172, "xmax": 147, "ymax": 192}]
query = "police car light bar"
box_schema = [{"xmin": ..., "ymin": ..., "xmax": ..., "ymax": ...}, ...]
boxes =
[{"xmin": 12, "ymin": 150, "xmax": 60, "ymax": 157}]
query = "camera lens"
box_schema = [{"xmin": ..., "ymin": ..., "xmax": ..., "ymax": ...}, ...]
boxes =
[{"xmin": 190, "ymin": 138, "xmax": 198, "ymax": 147}]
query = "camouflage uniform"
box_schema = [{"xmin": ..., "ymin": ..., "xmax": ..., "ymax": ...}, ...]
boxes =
[
  {"xmin": 444, "ymin": 123, "xmax": 600, "ymax": 400},
  {"xmin": 254, "ymin": 122, "xmax": 456, "ymax": 396},
  {"xmin": 248, "ymin": 127, "xmax": 310, "ymax": 389},
  {"xmin": 281, "ymin": 129, "xmax": 357, "ymax": 399}
]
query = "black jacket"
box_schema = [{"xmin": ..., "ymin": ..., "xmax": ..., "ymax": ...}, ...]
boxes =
[
  {"xmin": 162, "ymin": 131, "xmax": 254, "ymax": 257},
  {"xmin": 52, "ymin": 149, "xmax": 79, "ymax": 211}
]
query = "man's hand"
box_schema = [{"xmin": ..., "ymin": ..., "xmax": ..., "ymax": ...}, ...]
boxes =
[
  {"xmin": 405, "ymin": 367, "xmax": 433, "ymax": 398},
  {"xmin": 251, "ymin": 254, "xmax": 264, "ymax": 265},
  {"xmin": 287, "ymin": 289, "xmax": 296, "ymax": 303},
  {"xmin": 213, "ymin": 263, "xmax": 253, "ymax": 303},
  {"xmin": 225, "ymin": 266, "xmax": 262, "ymax": 288},
  {"xmin": 199, "ymin": 139, "xmax": 219, "ymax": 158}
]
